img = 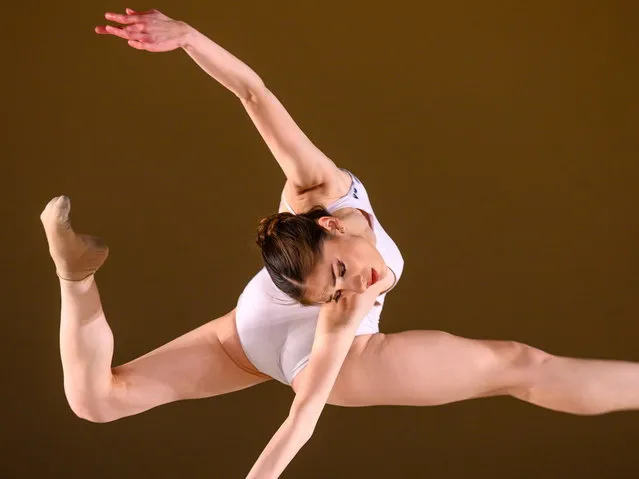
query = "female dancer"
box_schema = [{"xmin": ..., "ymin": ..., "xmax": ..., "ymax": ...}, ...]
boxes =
[{"xmin": 41, "ymin": 8, "xmax": 639, "ymax": 478}]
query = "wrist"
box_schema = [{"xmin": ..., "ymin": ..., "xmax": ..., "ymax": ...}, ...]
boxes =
[{"xmin": 178, "ymin": 22, "xmax": 198, "ymax": 49}]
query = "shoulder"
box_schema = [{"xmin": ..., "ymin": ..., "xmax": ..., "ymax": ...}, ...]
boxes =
[{"xmin": 280, "ymin": 167, "xmax": 352, "ymax": 214}]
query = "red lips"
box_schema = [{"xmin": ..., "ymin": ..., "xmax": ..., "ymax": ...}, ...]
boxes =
[{"xmin": 370, "ymin": 268, "xmax": 378, "ymax": 286}]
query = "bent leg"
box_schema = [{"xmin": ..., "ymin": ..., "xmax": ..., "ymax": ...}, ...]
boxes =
[
  {"xmin": 43, "ymin": 196, "xmax": 270, "ymax": 423},
  {"xmin": 60, "ymin": 275, "xmax": 271, "ymax": 423},
  {"xmin": 320, "ymin": 330, "xmax": 639, "ymax": 415}
]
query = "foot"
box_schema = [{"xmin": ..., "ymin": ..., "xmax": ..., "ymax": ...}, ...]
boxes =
[{"xmin": 40, "ymin": 196, "xmax": 109, "ymax": 281}]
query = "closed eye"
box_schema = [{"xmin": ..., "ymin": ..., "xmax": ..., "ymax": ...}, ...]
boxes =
[{"xmin": 334, "ymin": 261, "xmax": 346, "ymax": 303}]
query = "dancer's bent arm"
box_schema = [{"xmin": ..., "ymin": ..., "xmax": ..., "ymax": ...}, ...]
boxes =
[
  {"xmin": 97, "ymin": 9, "xmax": 339, "ymax": 192},
  {"xmin": 246, "ymin": 287, "xmax": 380, "ymax": 479}
]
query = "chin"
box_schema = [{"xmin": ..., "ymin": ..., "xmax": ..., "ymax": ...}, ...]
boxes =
[{"xmin": 380, "ymin": 264, "xmax": 389, "ymax": 280}]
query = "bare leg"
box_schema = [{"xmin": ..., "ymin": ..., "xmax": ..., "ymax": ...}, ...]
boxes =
[
  {"xmin": 40, "ymin": 195, "xmax": 113, "ymax": 419},
  {"xmin": 519, "ymin": 354, "xmax": 639, "ymax": 415},
  {"xmin": 58, "ymin": 275, "xmax": 116, "ymax": 420},
  {"xmin": 300, "ymin": 330, "xmax": 639, "ymax": 415},
  {"xmin": 41, "ymin": 196, "xmax": 270, "ymax": 423}
]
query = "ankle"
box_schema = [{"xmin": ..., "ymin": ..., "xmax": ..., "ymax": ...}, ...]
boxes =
[{"xmin": 59, "ymin": 274, "xmax": 95, "ymax": 291}]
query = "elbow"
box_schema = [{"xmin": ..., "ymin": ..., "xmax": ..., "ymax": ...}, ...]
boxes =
[
  {"xmin": 241, "ymin": 79, "xmax": 268, "ymax": 105},
  {"xmin": 288, "ymin": 404, "xmax": 321, "ymax": 440},
  {"xmin": 289, "ymin": 414, "xmax": 315, "ymax": 444}
]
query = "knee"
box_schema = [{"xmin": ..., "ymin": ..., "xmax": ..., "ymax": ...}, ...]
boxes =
[
  {"xmin": 501, "ymin": 341, "xmax": 552, "ymax": 369},
  {"xmin": 67, "ymin": 399, "xmax": 114, "ymax": 423},
  {"xmin": 65, "ymin": 387, "xmax": 122, "ymax": 423},
  {"xmin": 497, "ymin": 341, "xmax": 553, "ymax": 397}
]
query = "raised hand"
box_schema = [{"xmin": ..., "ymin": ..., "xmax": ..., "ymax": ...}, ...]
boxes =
[
  {"xmin": 95, "ymin": 8, "xmax": 191, "ymax": 52},
  {"xmin": 319, "ymin": 281, "xmax": 384, "ymax": 326}
]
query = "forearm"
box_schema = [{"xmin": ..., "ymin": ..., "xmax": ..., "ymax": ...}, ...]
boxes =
[
  {"xmin": 245, "ymin": 300, "xmax": 370, "ymax": 477},
  {"xmin": 246, "ymin": 414, "xmax": 313, "ymax": 479},
  {"xmin": 180, "ymin": 24, "xmax": 264, "ymax": 101},
  {"xmin": 59, "ymin": 278, "xmax": 116, "ymax": 422}
]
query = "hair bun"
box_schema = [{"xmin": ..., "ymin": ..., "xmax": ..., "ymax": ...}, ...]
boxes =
[{"xmin": 256, "ymin": 213, "xmax": 292, "ymax": 249}]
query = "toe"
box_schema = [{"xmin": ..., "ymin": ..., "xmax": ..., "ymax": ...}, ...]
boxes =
[
  {"xmin": 40, "ymin": 195, "xmax": 71, "ymax": 224},
  {"xmin": 55, "ymin": 196, "xmax": 71, "ymax": 222}
]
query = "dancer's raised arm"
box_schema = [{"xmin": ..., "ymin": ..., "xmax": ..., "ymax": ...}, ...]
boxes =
[{"xmin": 96, "ymin": 9, "xmax": 339, "ymax": 191}]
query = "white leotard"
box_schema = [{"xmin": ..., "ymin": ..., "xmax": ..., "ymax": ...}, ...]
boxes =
[{"xmin": 235, "ymin": 169, "xmax": 404, "ymax": 385}]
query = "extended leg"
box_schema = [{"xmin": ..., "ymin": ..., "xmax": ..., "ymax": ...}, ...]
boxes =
[{"xmin": 308, "ymin": 330, "xmax": 639, "ymax": 415}]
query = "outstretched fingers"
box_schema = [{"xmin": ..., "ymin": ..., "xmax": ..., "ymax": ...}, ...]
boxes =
[
  {"xmin": 126, "ymin": 8, "xmax": 157, "ymax": 15},
  {"xmin": 96, "ymin": 25, "xmax": 150, "ymax": 42},
  {"xmin": 95, "ymin": 8, "xmax": 180, "ymax": 53},
  {"xmin": 104, "ymin": 12, "xmax": 145, "ymax": 24},
  {"xmin": 95, "ymin": 10, "xmax": 154, "ymax": 38},
  {"xmin": 127, "ymin": 40, "xmax": 146, "ymax": 50}
]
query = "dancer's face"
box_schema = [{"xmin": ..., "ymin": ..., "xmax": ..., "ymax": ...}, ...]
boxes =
[{"xmin": 303, "ymin": 218, "xmax": 389, "ymax": 304}]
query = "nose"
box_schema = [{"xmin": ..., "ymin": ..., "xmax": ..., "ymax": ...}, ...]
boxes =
[{"xmin": 350, "ymin": 273, "xmax": 367, "ymax": 294}]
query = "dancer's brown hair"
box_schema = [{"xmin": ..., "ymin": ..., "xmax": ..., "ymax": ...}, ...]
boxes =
[{"xmin": 256, "ymin": 205, "xmax": 333, "ymax": 306}]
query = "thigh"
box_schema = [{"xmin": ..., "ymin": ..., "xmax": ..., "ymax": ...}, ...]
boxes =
[
  {"xmin": 321, "ymin": 330, "xmax": 547, "ymax": 407},
  {"xmin": 109, "ymin": 309, "xmax": 271, "ymax": 420}
]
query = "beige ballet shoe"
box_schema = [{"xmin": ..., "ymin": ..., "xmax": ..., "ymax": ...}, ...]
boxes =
[{"xmin": 40, "ymin": 195, "xmax": 109, "ymax": 281}]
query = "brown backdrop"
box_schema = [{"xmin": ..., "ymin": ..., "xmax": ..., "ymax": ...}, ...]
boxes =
[{"xmin": 3, "ymin": 1, "xmax": 639, "ymax": 478}]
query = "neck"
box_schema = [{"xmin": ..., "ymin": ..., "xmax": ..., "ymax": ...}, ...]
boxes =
[{"xmin": 333, "ymin": 207, "xmax": 375, "ymax": 243}]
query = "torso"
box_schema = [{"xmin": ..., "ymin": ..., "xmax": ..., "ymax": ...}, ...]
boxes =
[{"xmin": 226, "ymin": 167, "xmax": 392, "ymax": 380}]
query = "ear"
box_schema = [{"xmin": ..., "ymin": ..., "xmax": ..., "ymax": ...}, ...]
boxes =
[{"xmin": 317, "ymin": 216, "xmax": 345, "ymax": 234}]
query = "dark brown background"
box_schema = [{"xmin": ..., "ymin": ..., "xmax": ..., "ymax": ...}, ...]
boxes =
[{"xmin": 3, "ymin": 1, "xmax": 638, "ymax": 478}]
